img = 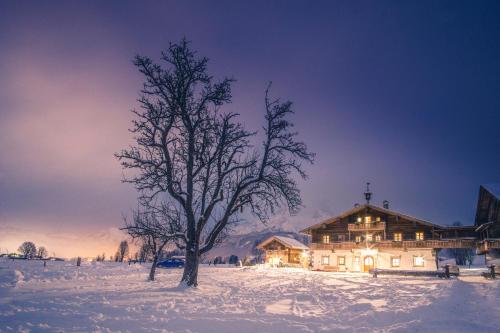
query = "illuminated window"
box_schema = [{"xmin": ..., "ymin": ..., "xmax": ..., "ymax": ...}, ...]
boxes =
[
  {"xmin": 366, "ymin": 234, "xmax": 373, "ymax": 242},
  {"xmin": 357, "ymin": 217, "xmax": 362, "ymax": 223},
  {"xmin": 413, "ymin": 256, "xmax": 424, "ymax": 267},
  {"xmin": 375, "ymin": 234, "xmax": 382, "ymax": 242},
  {"xmin": 337, "ymin": 234, "xmax": 345, "ymax": 242},
  {"xmin": 322, "ymin": 256, "xmax": 330, "ymax": 265},
  {"xmin": 393, "ymin": 233, "xmax": 402, "ymax": 241},
  {"xmin": 376, "ymin": 217, "xmax": 381, "ymax": 222},
  {"xmin": 338, "ymin": 256, "xmax": 345, "ymax": 266},
  {"xmin": 322, "ymin": 235, "xmax": 330, "ymax": 243},
  {"xmin": 354, "ymin": 256, "xmax": 360, "ymax": 264},
  {"xmin": 365, "ymin": 216, "xmax": 372, "ymax": 223},
  {"xmin": 391, "ymin": 257, "xmax": 401, "ymax": 267},
  {"xmin": 415, "ymin": 232, "xmax": 424, "ymax": 240},
  {"xmin": 355, "ymin": 236, "xmax": 361, "ymax": 243}
]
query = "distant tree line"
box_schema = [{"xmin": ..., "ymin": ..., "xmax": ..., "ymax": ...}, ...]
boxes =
[{"xmin": 17, "ymin": 241, "xmax": 48, "ymax": 259}]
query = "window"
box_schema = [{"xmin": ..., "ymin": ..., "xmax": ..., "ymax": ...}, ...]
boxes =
[
  {"xmin": 355, "ymin": 235, "xmax": 361, "ymax": 243},
  {"xmin": 337, "ymin": 234, "xmax": 345, "ymax": 242},
  {"xmin": 365, "ymin": 216, "xmax": 372, "ymax": 223},
  {"xmin": 391, "ymin": 257, "xmax": 401, "ymax": 267},
  {"xmin": 322, "ymin": 234, "xmax": 330, "ymax": 243},
  {"xmin": 415, "ymin": 232, "xmax": 424, "ymax": 241},
  {"xmin": 338, "ymin": 256, "xmax": 345, "ymax": 266},
  {"xmin": 322, "ymin": 256, "xmax": 330, "ymax": 265},
  {"xmin": 375, "ymin": 234, "xmax": 382, "ymax": 242},
  {"xmin": 357, "ymin": 217, "xmax": 362, "ymax": 223},
  {"xmin": 413, "ymin": 256, "xmax": 424, "ymax": 267},
  {"xmin": 393, "ymin": 233, "xmax": 402, "ymax": 241},
  {"xmin": 354, "ymin": 256, "xmax": 360, "ymax": 264},
  {"xmin": 376, "ymin": 216, "xmax": 381, "ymax": 222},
  {"xmin": 366, "ymin": 234, "xmax": 373, "ymax": 242}
]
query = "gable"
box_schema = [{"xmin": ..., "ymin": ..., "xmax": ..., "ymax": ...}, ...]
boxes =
[{"xmin": 301, "ymin": 204, "xmax": 442, "ymax": 234}]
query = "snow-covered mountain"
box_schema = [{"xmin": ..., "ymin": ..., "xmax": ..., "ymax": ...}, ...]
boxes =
[
  {"xmin": 204, "ymin": 208, "xmax": 333, "ymax": 260},
  {"xmin": 205, "ymin": 229, "xmax": 309, "ymax": 260}
]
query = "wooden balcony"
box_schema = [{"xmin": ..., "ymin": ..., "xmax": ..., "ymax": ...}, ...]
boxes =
[
  {"xmin": 476, "ymin": 239, "xmax": 500, "ymax": 254},
  {"xmin": 310, "ymin": 239, "xmax": 478, "ymax": 250},
  {"xmin": 347, "ymin": 222, "xmax": 386, "ymax": 232}
]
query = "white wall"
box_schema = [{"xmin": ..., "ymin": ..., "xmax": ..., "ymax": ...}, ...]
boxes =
[{"xmin": 312, "ymin": 248, "xmax": 436, "ymax": 271}]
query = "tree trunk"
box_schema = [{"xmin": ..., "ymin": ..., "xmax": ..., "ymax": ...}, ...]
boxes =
[
  {"xmin": 149, "ymin": 256, "xmax": 158, "ymax": 281},
  {"xmin": 181, "ymin": 247, "xmax": 199, "ymax": 287}
]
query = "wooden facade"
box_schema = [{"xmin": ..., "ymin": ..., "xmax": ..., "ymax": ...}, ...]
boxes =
[
  {"xmin": 475, "ymin": 185, "xmax": 500, "ymax": 256},
  {"xmin": 257, "ymin": 236, "xmax": 309, "ymax": 267}
]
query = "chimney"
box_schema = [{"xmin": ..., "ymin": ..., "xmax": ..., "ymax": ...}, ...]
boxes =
[{"xmin": 383, "ymin": 200, "xmax": 389, "ymax": 209}]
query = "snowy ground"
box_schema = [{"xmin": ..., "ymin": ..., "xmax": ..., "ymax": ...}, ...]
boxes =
[{"xmin": 0, "ymin": 259, "xmax": 499, "ymax": 333}]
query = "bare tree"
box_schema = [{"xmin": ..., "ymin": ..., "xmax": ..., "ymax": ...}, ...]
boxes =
[
  {"xmin": 123, "ymin": 207, "xmax": 182, "ymax": 281},
  {"xmin": 18, "ymin": 241, "xmax": 37, "ymax": 259},
  {"xmin": 117, "ymin": 240, "xmax": 129, "ymax": 262},
  {"xmin": 37, "ymin": 246, "xmax": 48, "ymax": 259},
  {"xmin": 138, "ymin": 242, "xmax": 151, "ymax": 263},
  {"xmin": 116, "ymin": 39, "xmax": 314, "ymax": 287}
]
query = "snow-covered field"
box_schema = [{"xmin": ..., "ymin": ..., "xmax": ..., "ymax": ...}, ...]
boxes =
[{"xmin": 0, "ymin": 259, "xmax": 499, "ymax": 333}]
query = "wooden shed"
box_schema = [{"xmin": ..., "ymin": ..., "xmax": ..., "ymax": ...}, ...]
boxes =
[{"xmin": 257, "ymin": 236, "xmax": 309, "ymax": 267}]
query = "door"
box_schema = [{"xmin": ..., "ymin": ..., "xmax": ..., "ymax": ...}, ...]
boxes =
[{"xmin": 363, "ymin": 256, "xmax": 374, "ymax": 272}]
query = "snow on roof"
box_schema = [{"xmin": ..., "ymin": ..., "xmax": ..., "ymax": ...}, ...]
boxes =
[
  {"xmin": 483, "ymin": 184, "xmax": 500, "ymax": 199},
  {"xmin": 273, "ymin": 236, "xmax": 308, "ymax": 250},
  {"xmin": 257, "ymin": 235, "xmax": 308, "ymax": 250}
]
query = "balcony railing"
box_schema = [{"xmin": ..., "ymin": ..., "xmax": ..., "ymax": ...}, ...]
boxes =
[
  {"xmin": 311, "ymin": 239, "xmax": 478, "ymax": 250},
  {"xmin": 476, "ymin": 239, "xmax": 500, "ymax": 254},
  {"xmin": 347, "ymin": 222, "xmax": 386, "ymax": 232}
]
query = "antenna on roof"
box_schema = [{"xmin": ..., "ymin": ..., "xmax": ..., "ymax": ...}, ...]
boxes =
[{"xmin": 364, "ymin": 182, "xmax": 372, "ymax": 205}]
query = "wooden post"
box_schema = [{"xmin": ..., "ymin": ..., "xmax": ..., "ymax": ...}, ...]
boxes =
[
  {"xmin": 434, "ymin": 249, "xmax": 440, "ymax": 270},
  {"xmin": 444, "ymin": 264, "xmax": 450, "ymax": 279}
]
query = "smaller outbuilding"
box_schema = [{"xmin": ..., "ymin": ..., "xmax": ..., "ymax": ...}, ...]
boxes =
[{"xmin": 257, "ymin": 236, "xmax": 309, "ymax": 267}]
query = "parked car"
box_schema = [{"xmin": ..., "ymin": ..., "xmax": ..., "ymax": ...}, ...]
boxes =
[{"xmin": 156, "ymin": 258, "xmax": 185, "ymax": 268}]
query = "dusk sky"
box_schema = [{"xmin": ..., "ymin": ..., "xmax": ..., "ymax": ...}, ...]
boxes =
[{"xmin": 1, "ymin": 1, "xmax": 500, "ymax": 257}]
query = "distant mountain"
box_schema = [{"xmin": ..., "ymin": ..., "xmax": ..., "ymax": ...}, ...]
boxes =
[
  {"xmin": 202, "ymin": 208, "xmax": 335, "ymax": 261},
  {"xmin": 205, "ymin": 229, "xmax": 310, "ymax": 261}
]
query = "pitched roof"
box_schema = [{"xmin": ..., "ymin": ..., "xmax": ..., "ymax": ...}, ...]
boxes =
[
  {"xmin": 482, "ymin": 184, "xmax": 500, "ymax": 199},
  {"xmin": 300, "ymin": 204, "xmax": 445, "ymax": 234},
  {"xmin": 257, "ymin": 235, "xmax": 308, "ymax": 250}
]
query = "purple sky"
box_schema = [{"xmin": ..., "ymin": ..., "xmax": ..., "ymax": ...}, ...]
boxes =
[{"xmin": 1, "ymin": 1, "xmax": 500, "ymax": 257}]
